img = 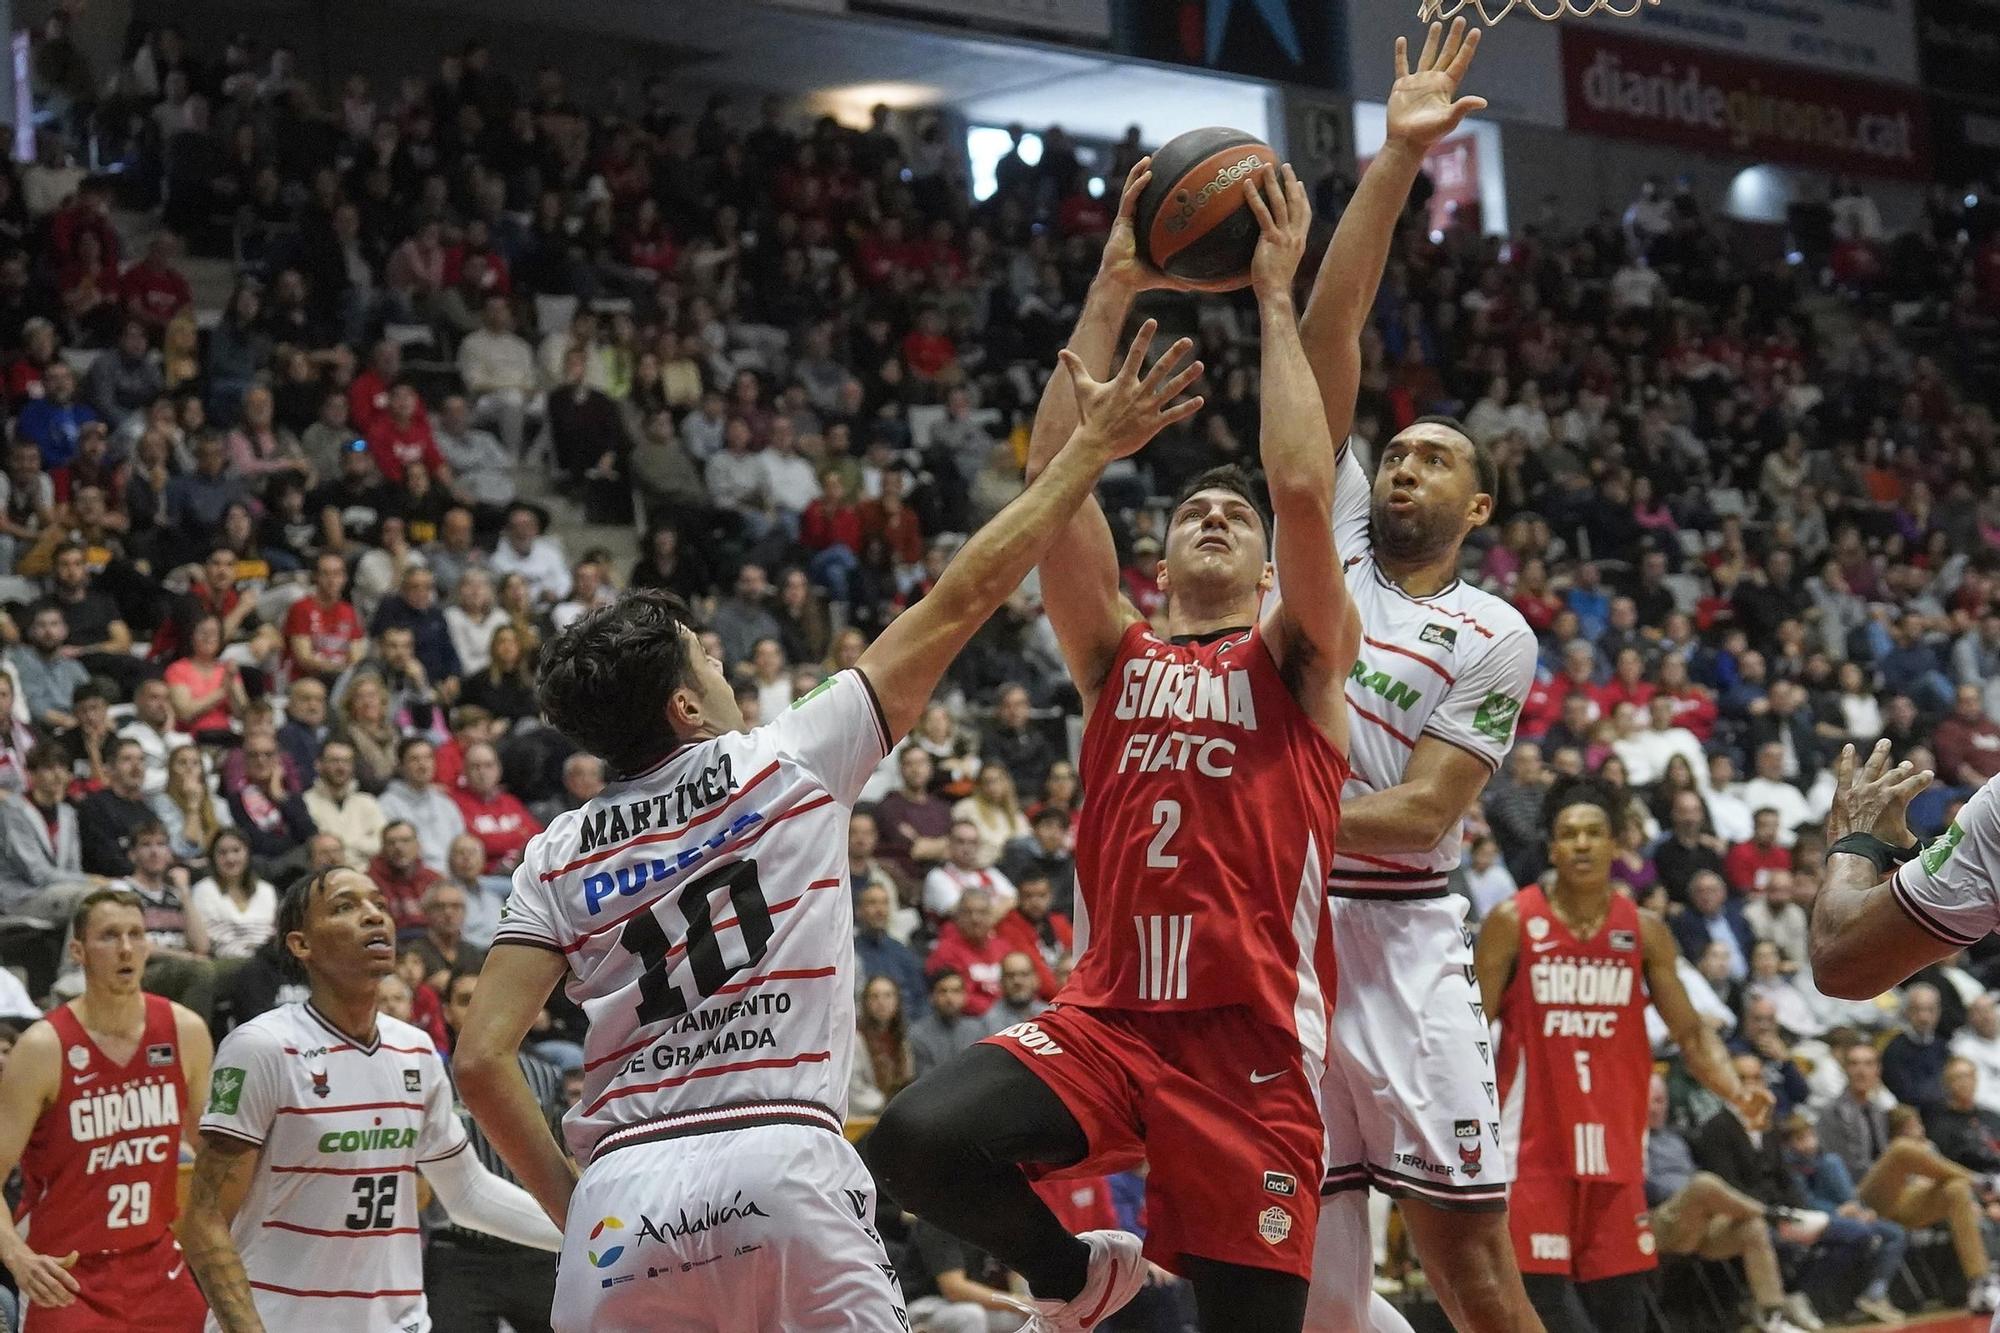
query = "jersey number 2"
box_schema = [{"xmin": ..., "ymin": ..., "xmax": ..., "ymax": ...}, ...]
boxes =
[
  {"xmin": 619, "ymin": 859, "xmax": 774, "ymax": 1023},
  {"xmin": 1147, "ymin": 800, "xmax": 1182, "ymax": 869}
]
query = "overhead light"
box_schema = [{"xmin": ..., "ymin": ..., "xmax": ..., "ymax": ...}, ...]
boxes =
[{"xmin": 809, "ymin": 82, "xmax": 940, "ymax": 127}]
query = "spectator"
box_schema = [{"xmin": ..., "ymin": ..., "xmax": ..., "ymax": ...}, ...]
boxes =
[
  {"xmin": 488, "ymin": 503, "xmax": 569, "ymax": 607},
  {"xmin": 117, "ymin": 819, "xmax": 216, "ymax": 1023},
  {"xmin": 998, "ymin": 807, "xmax": 1076, "ymax": 918},
  {"xmin": 188, "ymin": 826, "xmax": 276, "ymax": 962},
  {"xmin": 284, "ymin": 550, "xmax": 368, "ymax": 684},
  {"xmin": 457, "ymin": 294, "xmax": 538, "ymax": 454},
  {"xmin": 950, "ymin": 763, "xmax": 1029, "ymax": 869},
  {"xmin": 1462, "ymin": 835, "xmax": 1518, "ymax": 920},
  {"xmin": 332, "ymin": 674, "xmax": 401, "ymax": 792},
  {"xmin": 223, "ymin": 730, "xmax": 315, "ymax": 864},
  {"xmin": 1672, "ymin": 871, "xmax": 1754, "ymax": 979},
  {"xmin": 1726, "ymin": 809, "xmax": 1794, "ymax": 895},
  {"xmin": 850, "ymin": 975, "xmax": 915, "ymax": 1117},
  {"xmin": 409, "ymin": 880, "xmax": 484, "ymax": 991},
  {"xmin": 1935, "ymin": 682, "xmax": 2000, "ymax": 789},
  {"xmin": 301, "ymin": 738, "xmax": 385, "ymax": 867},
  {"xmin": 273, "ymin": 675, "xmax": 330, "ymax": 779},
  {"xmin": 1736, "ymin": 743, "xmax": 1818, "ymax": 847},
  {"xmin": 450, "ymin": 741, "xmax": 541, "ymax": 874},
  {"xmin": 371, "ymin": 564, "xmax": 462, "ymax": 692},
  {"xmin": 0, "ymin": 742, "xmax": 95, "ymax": 920},
  {"xmin": 848, "ymin": 809, "xmax": 914, "ymax": 941},
  {"xmin": 854, "ymin": 881, "xmax": 926, "ymax": 1020},
  {"xmin": 978, "ymin": 682, "xmax": 1054, "ymax": 795},
  {"xmin": 9, "ymin": 603, "xmax": 88, "ymax": 730},
  {"xmin": 986, "ymin": 952, "xmax": 1049, "ymax": 1028},
  {"xmin": 925, "ymin": 887, "xmax": 1011, "ymax": 1018},
  {"xmin": 530, "ymin": 752, "xmax": 606, "ymax": 827},
  {"xmin": 923, "ymin": 820, "xmax": 1017, "ymax": 923},
  {"xmin": 1952, "ymin": 993, "xmax": 2000, "ymax": 1119},
  {"xmin": 149, "ymin": 743, "xmax": 229, "ymax": 868},
  {"xmin": 994, "ymin": 873, "xmax": 1071, "ymax": 991},
  {"xmin": 710, "ymin": 562, "xmax": 782, "ymax": 668},
  {"xmin": 1923, "ymin": 1055, "xmax": 2000, "ymax": 1176},
  {"xmin": 1779, "ymin": 1115, "xmax": 1908, "ymax": 1325},
  {"xmin": 165, "ymin": 614, "xmax": 248, "ymax": 735},
  {"xmin": 432, "ymin": 393, "xmax": 515, "ymax": 514},
  {"xmin": 1742, "ymin": 871, "xmax": 1809, "ymax": 971},
  {"xmin": 444, "ymin": 567, "xmax": 508, "ymax": 677},
  {"xmin": 15, "ymin": 360, "xmax": 97, "ymax": 469},
  {"xmin": 1883, "ymin": 984, "xmax": 1951, "ymax": 1112},
  {"xmin": 77, "ymin": 736, "xmax": 156, "ymax": 877},
  {"xmin": 117, "ymin": 677, "xmax": 185, "ymax": 797},
  {"xmin": 376, "ymin": 737, "xmax": 465, "ymax": 873},
  {"xmin": 368, "ymin": 820, "xmax": 444, "ymax": 936},
  {"xmin": 907, "ymin": 968, "xmax": 989, "ymax": 1077}
]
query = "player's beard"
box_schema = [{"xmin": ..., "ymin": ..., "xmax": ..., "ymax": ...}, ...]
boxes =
[{"xmin": 1369, "ymin": 499, "xmax": 1460, "ymax": 567}]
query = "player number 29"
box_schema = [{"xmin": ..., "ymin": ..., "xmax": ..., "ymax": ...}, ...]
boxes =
[
  {"xmin": 1147, "ymin": 800, "xmax": 1182, "ymax": 869},
  {"xmin": 106, "ymin": 1181, "xmax": 151, "ymax": 1229}
]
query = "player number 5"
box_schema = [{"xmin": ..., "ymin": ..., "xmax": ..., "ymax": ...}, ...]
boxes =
[
  {"xmin": 1573, "ymin": 1049, "xmax": 1592, "ymax": 1093},
  {"xmin": 1147, "ymin": 800, "xmax": 1182, "ymax": 869}
]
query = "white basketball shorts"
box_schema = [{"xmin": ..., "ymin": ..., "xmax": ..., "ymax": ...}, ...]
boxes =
[
  {"xmin": 1318, "ymin": 894, "xmax": 1510, "ymax": 1211},
  {"xmin": 556, "ymin": 1115, "xmax": 908, "ymax": 1332}
]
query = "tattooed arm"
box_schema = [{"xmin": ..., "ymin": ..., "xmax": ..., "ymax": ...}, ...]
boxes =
[{"xmin": 180, "ymin": 1132, "xmax": 265, "ymax": 1333}]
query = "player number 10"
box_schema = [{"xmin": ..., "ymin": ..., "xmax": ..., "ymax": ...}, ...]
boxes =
[{"xmin": 106, "ymin": 1181, "xmax": 151, "ymax": 1229}]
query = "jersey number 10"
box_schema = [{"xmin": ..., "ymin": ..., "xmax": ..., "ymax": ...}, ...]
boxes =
[{"xmin": 619, "ymin": 860, "xmax": 775, "ymax": 1023}]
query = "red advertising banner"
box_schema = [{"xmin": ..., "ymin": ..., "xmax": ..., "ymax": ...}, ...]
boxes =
[{"xmin": 1561, "ymin": 26, "xmax": 1932, "ymax": 181}]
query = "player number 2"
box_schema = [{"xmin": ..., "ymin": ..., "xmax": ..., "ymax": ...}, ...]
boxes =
[
  {"xmin": 344, "ymin": 1174, "xmax": 400, "ymax": 1230},
  {"xmin": 105, "ymin": 1181, "xmax": 151, "ymax": 1229},
  {"xmin": 1573, "ymin": 1049, "xmax": 1592, "ymax": 1093},
  {"xmin": 619, "ymin": 859, "xmax": 774, "ymax": 1024},
  {"xmin": 1147, "ymin": 800, "xmax": 1182, "ymax": 869}
]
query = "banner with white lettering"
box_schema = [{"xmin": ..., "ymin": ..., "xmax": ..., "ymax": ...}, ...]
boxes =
[
  {"xmin": 1561, "ymin": 26, "xmax": 1931, "ymax": 180},
  {"xmin": 1580, "ymin": 0, "xmax": 1920, "ymax": 85},
  {"xmin": 856, "ymin": 0, "xmax": 1110, "ymax": 39},
  {"xmin": 1918, "ymin": 0, "xmax": 2000, "ymax": 104}
]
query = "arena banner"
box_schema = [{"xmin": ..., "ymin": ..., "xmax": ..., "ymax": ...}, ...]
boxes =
[
  {"xmin": 1579, "ymin": 0, "xmax": 1920, "ymax": 85},
  {"xmin": 1117, "ymin": 0, "xmax": 1346, "ymax": 91},
  {"xmin": 1917, "ymin": 0, "xmax": 2000, "ymax": 105},
  {"xmin": 1561, "ymin": 27, "xmax": 1931, "ymax": 181},
  {"xmin": 1930, "ymin": 95, "xmax": 2000, "ymax": 183},
  {"xmin": 854, "ymin": 0, "xmax": 1111, "ymax": 40}
]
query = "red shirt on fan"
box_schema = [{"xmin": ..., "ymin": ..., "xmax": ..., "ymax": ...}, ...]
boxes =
[
  {"xmin": 452, "ymin": 784, "xmax": 542, "ymax": 873},
  {"xmin": 367, "ymin": 414, "xmax": 446, "ymax": 485},
  {"xmin": 926, "ymin": 923, "xmax": 1013, "ymax": 1018},
  {"xmin": 119, "ymin": 259, "xmax": 192, "ymax": 328},
  {"xmin": 282, "ymin": 595, "xmax": 364, "ymax": 678},
  {"xmin": 1724, "ymin": 839, "xmax": 1791, "ymax": 894}
]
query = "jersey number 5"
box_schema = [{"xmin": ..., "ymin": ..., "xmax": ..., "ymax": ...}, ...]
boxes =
[{"xmin": 619, "ymin": 859, "xmax": 774, "ymax": 1024}]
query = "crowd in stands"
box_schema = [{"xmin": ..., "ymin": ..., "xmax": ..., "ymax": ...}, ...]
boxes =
[{"xmin": 0, "ymin": 11, "xmax": 1996, "ymax": 1331}]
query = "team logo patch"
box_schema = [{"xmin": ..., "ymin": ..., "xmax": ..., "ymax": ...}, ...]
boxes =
[
  {"xmin": 210, "ymin": 1067, "xmax": 245, "ymax": 1115},
  {"xmin": 310, "ymin": 1069, "xmax": 330, "ymax": 1099},
  {"xmin": 1922, "ymin": 823, "xmax": 1965, "ymax": 876},
  {"xmin": 1527, "ymin": 916, "xmax": 1550, "ymax": 940},
  {"xmin": 1459, "ymin": 1139, "xmax": 1484, "ymax": 1178},
  {"xmin": 1471, "ymin": 691, "xmax": 1522, "ymax": 744},
  {"xmin": 1420, "ymin": 623, "xmax": 1458, "ymax": 649},
  {"xmin": 404, "ymin": 1069, "xmax": 421, "ymax": 1093},
  {"xmin": 1262, "ymin": 1171, "xmax": 1297, "ymax": 1198},
  {"xmin": 67, "ymin": 1044, "xmax": 89, "ymax": 1072},
  {"xmin": 146, "ymin": 1043, "xmax": 174, "ymax": 1067},
  {"xmin": 1609, "ymin": 929, "xmax": 1637, "ymax": 951},
  {"xmin": 589, "ymin": 1216, "xmax": 627, "ymax": 1268},
  {"xmin": 790, "ymin": 677, "xmax": 838, "ymax": 709},
  {"xmin": 1257, "ymin": 1206, "xmax": 1293, "ymax": 1245},
  {"xmin": 1454, "ymin": 1119, "xmax": 1481, "ymax": 1140}
]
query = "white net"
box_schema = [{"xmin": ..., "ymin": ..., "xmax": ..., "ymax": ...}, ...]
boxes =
[{"xmin": 1417, "ymin": 0, "xmax": 1658, "ymax": 20}]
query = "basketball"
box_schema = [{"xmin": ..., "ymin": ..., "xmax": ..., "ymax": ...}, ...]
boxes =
[{"xmin": 1134, "ymin": 127, "xmax": 1275, "ymax": 290}]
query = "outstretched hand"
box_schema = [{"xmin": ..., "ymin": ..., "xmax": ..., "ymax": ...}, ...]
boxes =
[
  {"xmin": 1098, "ymin": 156, "xmax": 1197, "ymax": 294},
  {"xmin": 1826, "ymin": 739, "xmax": 1932, "ymax": 848},
  {"xmin": 1386, "ymin": 18, "xmax": 1488, "ymax": 151},
  {"xmin": 1060, "ymin": 318, "xmax": 1204, "ymax": 460}
]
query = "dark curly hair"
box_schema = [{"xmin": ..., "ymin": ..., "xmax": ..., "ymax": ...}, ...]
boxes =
[
  {"xmin": 1541, "ymin": 774, "xmax": 1626, "ymax": 843},
  {"xmin": 536, "ymin": 589, "xmax": 699, "ymax": 778}
]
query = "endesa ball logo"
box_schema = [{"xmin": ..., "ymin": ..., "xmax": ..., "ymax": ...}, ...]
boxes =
[{"xmin": 589, "ymin": 1216, "xmax": 628, "ymax": 1267}]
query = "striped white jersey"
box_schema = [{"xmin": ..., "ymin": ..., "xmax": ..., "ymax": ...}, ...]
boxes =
[
  {"xmin": 1329, "ymin": 441, "xmax": 1537, "ymax": 896},
  {"xmin": 1890, "ymin": 771, "xmax": 2000, "ymax": 949},
  {"xmin": 493, "ymin": 669, "xmax": 890, "ymax": 1163},
  {"xmin": 198, "ymin": 1004, "xmax": 462, "ymax": 1333}
]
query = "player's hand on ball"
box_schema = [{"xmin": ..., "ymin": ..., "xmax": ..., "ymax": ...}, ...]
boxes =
[
  {"xmin": 1060, "ymin": 318, "xmax": 1204, "ymax": 460},
  {"xmin": 1386, "ymin": 19, "xmax": 1489, "ymax": 152},
  {"xmin": 1827, "ymin": 739, "xmax": 1931, "ymax": 848},
  {"xmin": 1242, "ymin": 162, "xmax": 1310, "ymax": 300},
  {"xmin": 5, "ymin": 1248, "xmax": 80, "ymax": 1307}
]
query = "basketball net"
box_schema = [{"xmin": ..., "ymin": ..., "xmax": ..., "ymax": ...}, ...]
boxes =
[{"xmin": 1417, "ymin": 0, "xmax": 1657, "ymax": 21}]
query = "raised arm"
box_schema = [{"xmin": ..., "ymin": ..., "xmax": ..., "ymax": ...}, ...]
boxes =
[
  {"xmin": 1247, "ymin": 163, "xmax": 1362, "ymax": 710},
  {"xmin": 1642, "ymin": 912, "xmax": 1772, "ymax": 1126},
  {"xmin": 862, "ymin": 324, "xmax": 1203, "ymax": 742},
  {"xmin": 1299, "ymin": 20, "xmax": 1486, "ymax": 448},
  {"xmin": 1025, "ymin": 159, "xmax": 1176, "ymax": 704},
  {"xmin": 1810, "ymin": 740, "xmax": 1944, "ymax": 998}
]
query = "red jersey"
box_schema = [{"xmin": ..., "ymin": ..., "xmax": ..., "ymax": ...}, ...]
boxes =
[
  {"xmin": 16, "ymin": 995, "xmax": 188, "ymax": 1255},
  {"xmin": 282, "ymin": 595, "xmax": 364, "ymax": 675},
  {"xmin": 1065, "ymin": 623, "xmax": 1348, "ymax": 1045},
  {"xmin": 1496, "ymin": 887, "xmax": 1653, "ymax": 1184},
  {"xmin": 451, "ymin": 784, "xmax": 542, "ymax": 872}
]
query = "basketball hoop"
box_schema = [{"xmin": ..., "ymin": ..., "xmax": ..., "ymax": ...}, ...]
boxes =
[{"xmin": 1417, "ymin": 0, "xmax": 1658, "ymax": 21}]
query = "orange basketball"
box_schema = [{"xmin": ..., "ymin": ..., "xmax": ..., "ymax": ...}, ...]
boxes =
[{"xmin": 1134, "ymin": 127, "xmax": 1275, "ymax": 291}]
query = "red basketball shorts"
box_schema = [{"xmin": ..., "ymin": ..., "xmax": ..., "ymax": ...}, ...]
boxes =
[
  {"xmin": 983, "ymin": 1002, "xmax": 1325, "ymax": 1281},
  {"xmin": 1508, "ymin": 1171, "xmax": 1657, "ymax": 1282},
  {"xmin": 23, "ymin": 1232, "xmax": 207, "ymax": 1332}
]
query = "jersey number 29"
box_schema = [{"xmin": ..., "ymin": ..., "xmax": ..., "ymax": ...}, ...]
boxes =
[{"xmin": 619, "ymin": 859, "xmax": 774, "ymax": 1023}]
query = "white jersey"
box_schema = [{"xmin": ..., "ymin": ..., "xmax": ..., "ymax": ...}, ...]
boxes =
[
  {"xmin": 494, "ymin": 669, "xmax": 890, "ymax": 1163},
  {"xmin": 1329, "ymin": 440, "xmax": 1537, "ymax": 895},
  {"xmin": 198, "ymin": 1004, "xmax": 464, "ymax": 1333},
  {"xmin": 1890, "ymin": 771, "xmax": 2000, "ymax": 948}
]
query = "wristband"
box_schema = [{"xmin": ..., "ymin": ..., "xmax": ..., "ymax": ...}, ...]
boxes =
[{"xmin": 1825, "ymin": 832, "xmax": 1918, "ymax": 875}]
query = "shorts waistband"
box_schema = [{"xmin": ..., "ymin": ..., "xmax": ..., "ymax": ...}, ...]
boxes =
[
  {"xmin": 591, "ymin": 1100, "xmax": 843, "ymax": 1163},
  {"xmin": 1327, "ymin": 886, "xmax": 1451, "ymax": 901}
]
